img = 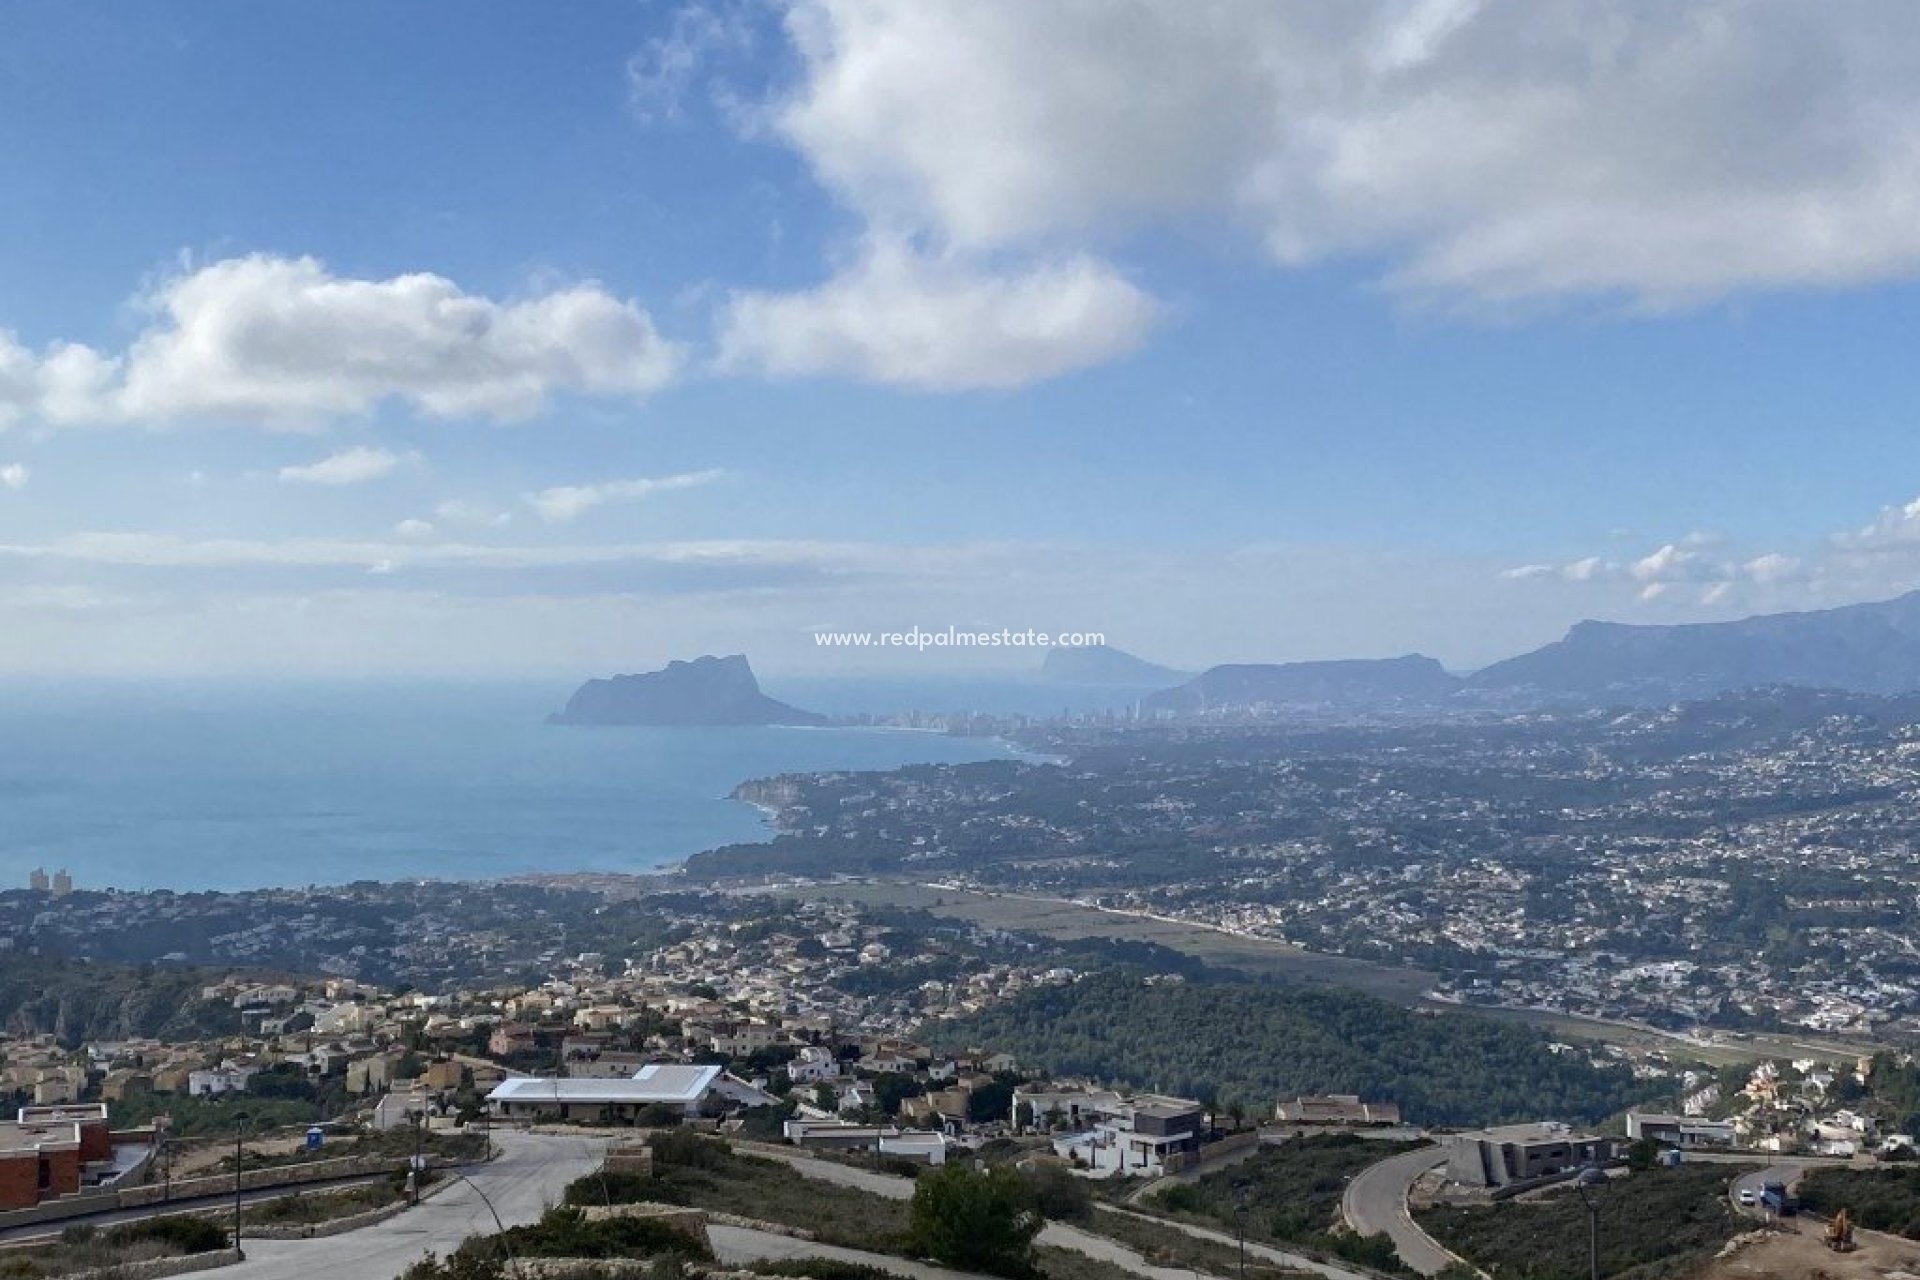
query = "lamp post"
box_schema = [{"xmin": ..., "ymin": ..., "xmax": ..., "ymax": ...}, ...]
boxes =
[
  {"xmin": 439, "ymin": 1170, "xmax": 518, "ymax": 1277},
  {"xmin": 411, "ymin": 1111, "xmax": 425, "ymax": 1205},
  {"xmin": 1234, "ymin": 1183, "xmax": 1249, "ymax": 1280},
  {"xmin": 1576, "ymin": 1164, "xmax": 1608, "ymax": 1280},
  {"xmin": 231, "ymin": 1111, "xmax": 250, "ymax": 1261}
]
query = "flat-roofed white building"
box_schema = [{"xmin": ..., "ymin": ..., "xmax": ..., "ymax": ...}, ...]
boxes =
[{"xmin": 485, "ymin": 1064, "xmax": 775, "ymax": 1123}]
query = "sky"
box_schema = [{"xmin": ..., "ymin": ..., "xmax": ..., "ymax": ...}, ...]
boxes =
[{"xmin": 6, "ymin": 0, "xmax": 1920, "ymax": 678}]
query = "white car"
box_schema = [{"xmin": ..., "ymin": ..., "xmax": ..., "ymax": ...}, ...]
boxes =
[{"xmin": 1736, "ymin": 1187, "xmax": 1758, "ymax": 1206}]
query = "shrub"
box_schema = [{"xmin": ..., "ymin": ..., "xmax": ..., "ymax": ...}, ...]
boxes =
[
  {"xmin": 909, "ymin": 1164, "xmax": 1042, "ymax": 1279},
  {"xmin": 107, "ymin": 1215, "xmax": 230, "ymax": 1254}
]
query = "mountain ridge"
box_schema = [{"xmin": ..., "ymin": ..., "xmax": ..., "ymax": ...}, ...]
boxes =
[
  {"xmin": 1039, "ymin": 643, "xmax": 1188, "ymax": 687},
  {"xmin": 1145, "ymin": 654, "xmax": 1460, "ymax": 713},
  {"xmin": 1471, "ymin": 589, "xmax": 1920, "ymax": 700}
]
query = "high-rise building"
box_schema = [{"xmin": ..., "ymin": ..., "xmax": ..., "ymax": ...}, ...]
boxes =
[
  {"xmin": 50, "ymin": 870, "xmax": 72, "ymax": 897},
  {"xmin": 27, "ymin": 868, "xmax": 48, "ymax": 892}
]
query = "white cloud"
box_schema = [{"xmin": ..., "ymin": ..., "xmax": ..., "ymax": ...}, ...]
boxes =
[
  {"xmin": 1743, "ymin": 552, "xmax": 1802, "ymax": 584},
  {"xmin": 278, "ymin": 446, "xmax": 409, "ymax": 486},
  {"xmin": 525, "ymin": 468, "xmax": 727, "ymax": 523},
  {"xmin": 718, "ymin": 241, "xmax": 1155, "ymax": 390},
  {"xmin": 627, "ymin": 2, "xmax": 755, "ymax": 125},
  {"xmin": 393, "ymin": 518, "xmax": 436, "ymax": 539},
  {"xmin": 1498, "ymin": 563, "xmax": 1554, "ymax": 581},
  {"xmin": 1630, "ymin": 543, "xmax": 1711, "ymax": 583},
  {"xmin": 433, "ymin": 499, "xmax": 514, "ymax": 529},
  {"xmin": 0, "ymin": 463, "xmax": 26, "ymax": 491},
  {"xmin": 0, "ymin": 255, "xmax": 682, "ymax": 429},
  {"xmin": 1561, "ymin": 556, "xmax": 1608, "ymax": 582},
  {"xmin": 772, "ymin": 1, "xmax": 1920, "ymax": 307}
]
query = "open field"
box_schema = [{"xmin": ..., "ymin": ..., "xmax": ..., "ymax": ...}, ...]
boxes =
[
  {"xmin": 777, "ymin": 880, "xmax": 1437, "ymax": 1004},
  {"xmin": 781, "ymin": 880, "xmax": 1888, "ymax": 1065}
]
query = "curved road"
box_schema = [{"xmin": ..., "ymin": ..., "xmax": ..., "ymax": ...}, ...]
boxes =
[
  {"xmin": 213, "ymin": 1130, "xmax": 605, "ymax": 1280},
  {"xmin": 1730, "ymin": 1163, "xmax": 1805, "ymax": 1220},
  {"xmin": 1342, "ymin": 1145, "xmax": 1460, "ymax": 1277}
]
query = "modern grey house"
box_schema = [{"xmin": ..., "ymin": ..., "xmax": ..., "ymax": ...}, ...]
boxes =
[{"xmin": 1445, "ymin": 1123, "xmax": 1615, "ymax": 1189}]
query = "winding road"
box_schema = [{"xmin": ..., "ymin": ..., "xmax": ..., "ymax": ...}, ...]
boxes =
[
  {"xmin": 212, "ymin": 1130, "xmax": 605, "ymax": 1280},
  {"xmin": 1341, "ymin": 1145, "xmax": 1460, "ymax": 1276}
]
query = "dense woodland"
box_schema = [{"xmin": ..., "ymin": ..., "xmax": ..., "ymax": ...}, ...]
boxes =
[{"xmin": 923, "ymin": 971, "xmax": 1652, "ymax": 1126}]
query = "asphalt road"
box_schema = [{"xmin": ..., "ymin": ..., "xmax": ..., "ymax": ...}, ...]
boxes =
[
  {"xmin": 1730, "ymin": 1163, "xmax": 1805, "ymax": 1219},
  {"xmin": 1341, "ymin": 1145, "xmax": 1459, "ymax": 1277},
  {"xmin": 212, "ymin": 1130, "xmax": 604, "ymax": 1280}
]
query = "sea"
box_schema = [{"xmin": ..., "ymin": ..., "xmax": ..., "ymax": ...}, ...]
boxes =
[{"xmin": 0, "ymin": 675, "xmax": 1153, "ymax": 894}]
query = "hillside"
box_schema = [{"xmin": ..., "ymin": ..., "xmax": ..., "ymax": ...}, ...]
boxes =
[
  {"xmin": 1144, "ymin": 654, "xmax": 1461, "ymax": 714},
  {"xmin": 1038, "ymin": 643, "xmax": 1187, "ymax": 687},
  {"xmin": 922, "ymin": 972, "xmax": 1648, "ymax": 1126},
  {"xmin": 0, "ymin": 956, "xmax": 244, "ymax": 1046},
  {"xmin": 1473, "ymin": 590, "xmax": 1920, "ymax": 700}
]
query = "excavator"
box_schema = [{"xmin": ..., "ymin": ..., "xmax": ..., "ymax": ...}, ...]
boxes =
[{"xmin": 1825, "ymin": 1207, "xmax": 1857, "ymax": 1253}]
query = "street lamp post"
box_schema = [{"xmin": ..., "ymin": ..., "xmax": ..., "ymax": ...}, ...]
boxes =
[
  {"xmin": 440, "ymin": 1170, "xmax": 518, "ymax": 1277},
  {"xmin": 231, "ymin": 1111, "xmax": 250, "ymax": 1261},
  {"xmin": 1576, "ymin": 1164, "xmax": 1608, "ymax": 1280},
  {"xmin": 1234, "ymin": 1183, "xmax": 1249, "ymax": 1280}
]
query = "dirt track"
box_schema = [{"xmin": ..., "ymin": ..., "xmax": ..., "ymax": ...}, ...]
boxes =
[{"xmin": 1697, "ymin": 1221, "xmax": 1920, "ymax": 1280}]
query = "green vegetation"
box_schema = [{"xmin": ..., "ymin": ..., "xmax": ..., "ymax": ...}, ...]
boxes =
[
  {"xmin": 108, "ymin": 1062, "xmax": 356, "ymax": 1135},
  {"xmin": 924, "ymin": 972, "xmax": 1650, "ymax": 1125},
  {"xmin": 400, "ymin": 1207, "xmax": 709, "ymax": 1279},
  {"xmin": 241, "ymin": 1175, "xmax": 408, "ymax": 1227},
  {"xmin": 564, "ymin": 1132, "xmax": 914, "ymax": 1256},
  {"xmin": 0, "ymin": 1217, "xmax": 231, "ymax": 1280},
  {"xmin": 1149, "ymin": 1133, "xmax": 1420, "ymax": 1268},
  {"xmin": 1419, "ymin": 1164, "xmax": 1755, "ymax": 1280},
  {"xmin": 1863, "ymin": 1052, "xmax": 1920, "ymax": 1137},
  {"xmin": 749, "ymin": 1262, "xmax": 896, "ymax": 1280},
  {"xmin": 1083, "ymin": 1210, "xmax": 1321, "ymax": 1279},
  {"xmin": 909, "ymin": 1163, "xmax": 1044, "ymax": 1279},
  {"xmin": 1799, "ymin": 1164, "xmax": 1920, "ymax": 1237},
  {"xmin": 0, "ymin": 956, "xmax": 241, "ymax": 1046}
]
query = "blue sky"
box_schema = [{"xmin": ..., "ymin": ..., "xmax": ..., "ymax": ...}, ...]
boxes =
[{"xmin": 5, "ymin": 1, "xmax": 1920, "ymax": 677}]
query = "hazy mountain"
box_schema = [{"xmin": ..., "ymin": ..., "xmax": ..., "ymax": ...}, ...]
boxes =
[
  {"xmin": 1144, "ymin": 654, "xmax": 1461, "ymax": 714},
  {"xmin": 1039, "ymin": 643, "xmax": 1188, "ymax": 687},
  {"xmin": 551, "ymin": 655, "xmax": 827, "ymax": 726},
  {"xmin": 1471, "ymin": 591, "xmax": 1920, "ymax": 700}
]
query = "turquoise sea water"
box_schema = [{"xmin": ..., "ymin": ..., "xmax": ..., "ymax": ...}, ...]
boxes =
[{"xmin": 0, "ymin": 680, "xmax": 1037, "ymax": 893}]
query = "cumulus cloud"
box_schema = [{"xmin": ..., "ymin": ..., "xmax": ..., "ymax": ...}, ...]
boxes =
[
  {"xmin": 393, "ymin": 518, "xmax": 436, "ymax": 539},
  {"xmin": 717, "ymin": 242, "xmax": 1155, "ymax": 389},
  {"xmin": 0, "ymin": 463, "xmax": 26, "ymax": 491},
  {"xmin": 771, "ymin": 0, "xmax": 1920, "ymax": 307},
  {"xmin": 525, "ymin": 468, "xmax": 726, "ymax": 523},
  {"xmin": 278, "ymin": 446, "xmax": 410, "ymax": 486},
  {"xmin": 0, "ymin": 255, "xmax": 682, "ymax": 429}
]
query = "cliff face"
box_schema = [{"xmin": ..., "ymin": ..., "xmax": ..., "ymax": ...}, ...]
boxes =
[
  {"xmin": 1471, "ymin": 590, "xmax": 1920, "ymax": 700},
  {"xmin": 550, "ymin": 655, "xmax": 827, "ymax": 726}
]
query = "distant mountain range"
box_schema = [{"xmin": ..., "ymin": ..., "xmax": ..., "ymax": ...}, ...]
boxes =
[
  {"xmin": 1144, "ymin": 654, "xmax": 1460, "ymax": 713},
  {"xmin": 1117, "ymin": 589, "xmax": 1920, "ymax": 714},
  {"xmin": 1470, "ymin": 590, "xmax": 1920, "ymax": 700},
  {"xmin": 551, "ymin": 655, "xmax": 826, "ymax": 726},
  {"xmin": 562, "ymin": 591, "xmax": 1920, "ymax": 725},
  {"xmin": 1039, "ymin": 643, "xmax": 1189, "ymax": 686}
]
